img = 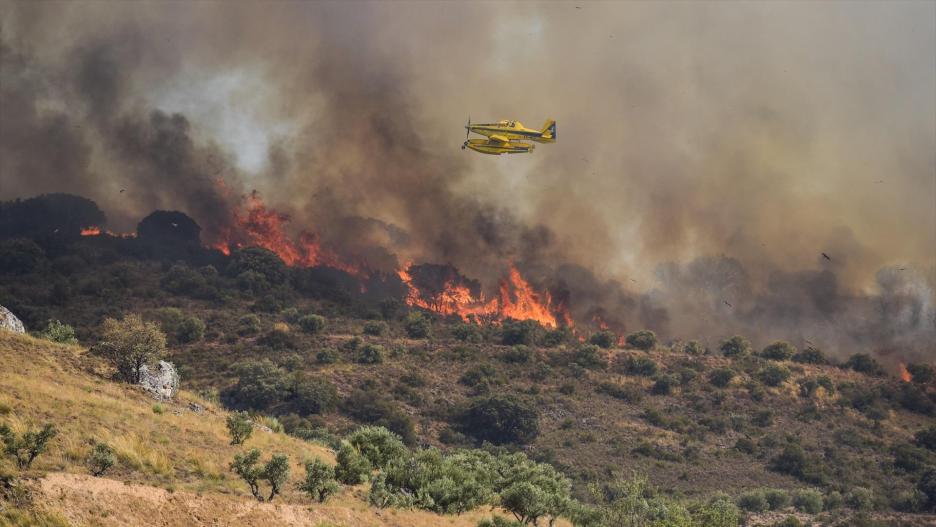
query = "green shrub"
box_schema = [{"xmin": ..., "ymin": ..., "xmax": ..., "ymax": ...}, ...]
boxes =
[
  {"xmin": 230, "ymin": 449, "xmax": 290, "ymax": 502},
  {"xmin": 916, "ymin": 426, "xmax": 936, "ymax": 451},
  {"xmin": 405, "ymin": 312, "xmax": 431, "ymax": 339},
  {"xmin": 227, "ymin": 359, "xmax": 291, "ymax": 410},
  {"xmin": 298, "ymin": 458, "xmax": 339, "ymax": 502},
  {"xmin": 752, "ymin": 409, "xmax": 773, "ymax": 427},
  {"xmin": 589, "ymin": 330, "xmax": 616, "ymax": 349},
  {"xmin": 237, "ymin": 314, "xmax": 262, "ymax": 336},
  {"xmin": 460, "ymin": 364, "xmax": 501, "ymax": 388},
  {"xmin": 501, "ymin": 345, "xmax": 534, "ymax": 364},
  {"xmin": 342, "ymin": 391, "xmax": 417, "ymax": 445},
  {"xmin": 347, "ymin": 426, "xmax": 408, "ymax": 470},
  {"xmin": 477, "ymin": 516, "xmax": 525, "ymax": 527},
  {"xmin": 456, "ymin": 395, "xmax": 539, "ymax": 445},
  {"xmin": 617, "ymin": 354, "xmax": 658, "ymax": 377},
  {"xmin": 573, "ymin": 344, "xmax": 607, "ymax": 370},
  {"xmin": 760, "ymin": 341, "xmax": 795, "ymax": 361},
  {"xmin": 907, "ymin": 363, "xmax": 936, "ymax": 385},
  {"xmin": 597, "ymin": 382, "xmax": 643, "ymax": 403},
  {"xmin": 226, "ymin": 411, "xmax": 254, "ymax": 445},
  {"xmin": 791, "ymin": 489, "xmax": 823, "ymax": 513},
  {"xmin": 772, "ymin": 517, "xmax": 803, "ymax": 527},
  {"xmin": 690, "ymin": 496, "xmax": 740, "ymax": 527},
  {"xmin": 292, "ymin": 376, "xmax": 337, "ymax": 415},
  {"xmin": 95, "ymin": 314, "xmax": 167, "ymax": 384},
  {"xmin": 845, "ymin": 487, "xmax": 874, "ymax": 511},
  {"xmin": 764, "ymin": 488, "xmax": 790, "ymax": 510},
  {"xmin": 792, "ymin": 347, "xmax": 827, "ymax": 364},
  {"xmin": 683, "ymin": 340, "xmax": 705, "ymax": 355},
  {"xmin": 452, "ymin": 322, "xmax": 482, "ymax": 343},
  {"xmin": 500, "ymin": 319, "xmax": 539, "ymax": 345},
  {"xmin": 720, "ymin": 335, "xmax": 750, "ymax": 357},
  {"xmin": 650, "ymin": 375, "xmax": 678, "ymax": 396},
  {"xmin": 226, "ymin": 247, "xmax": 287, "ymax": 285},
  {"xmin": 298, "ymin": 314, "xmax": 326, "ymax": 334},
  {"xmin": 895, "ymin": 383, "xmax": 936, "ymax": 415},
  {"xmin": 844, "ymin": 353, "xmax": 883, "ymax": 376},
  {"xmin": 0, "ymin": 423, "xmax": 57, "ymax": 469},
  {"xmin": 737, "ymin": 489, "xmax": 768, "ymax": 512},
  {"xmin": 759, "ymin": 364, "xmax": 792, "ymax": 387},
  {"xmin": 86, "ymin": 441, "xmax": 115, "ymax": 476},
  {"xmin": 315, "ymin": 348, "xmax": 339, "ymax": 364},
  {"xmin": 893, "ymin": 443, "xmax": 928, "ymax": 473},
  {"xmin": 38, "ymin": 319, "xmax": 78, "ymax": 345},
  {"xmin": 356, "ymin": 344, "xmax": 385, "ymax": 364},
  {"xmin": 334, "ymin": 442, "xmax": 372, "ymax": 484},
  {"xmin": 541, "ymin": 328, "xmax": 572, "ymax": 347},
  {"xmin": 363, "ymin": 320, "xmax": 388, "ymax": 336},
  {"xmin": 624, "ymin": 330, "xmax": 657, "ymax": 351},
  {"xmin": 709, "ymin": 368, "xmax": 736, "ymax": 388},
  {"xmin": 918, "ymin": 468, "xmax": 936, "ymax": 512}
]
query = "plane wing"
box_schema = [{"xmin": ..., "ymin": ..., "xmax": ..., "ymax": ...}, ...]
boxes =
[{"xmin": 488, "ymin": 134, "xmax": 510, "ymax": 144}]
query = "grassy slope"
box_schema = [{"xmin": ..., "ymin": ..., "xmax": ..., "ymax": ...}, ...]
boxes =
[{"xmin": 0, "ymin": 332, "xmax": 499, "ymax": 527}]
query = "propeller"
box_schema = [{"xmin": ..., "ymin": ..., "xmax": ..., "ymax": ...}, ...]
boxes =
[{"xmin": 462, "ymin": 115, "xmax": 470, "ymax": 150}]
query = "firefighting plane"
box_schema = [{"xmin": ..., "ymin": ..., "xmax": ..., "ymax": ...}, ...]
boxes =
[{"xmin": 462, "ymin": 117, "xmax": 556, "ymax": 155}]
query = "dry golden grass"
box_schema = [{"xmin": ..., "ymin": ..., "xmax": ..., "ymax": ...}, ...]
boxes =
[{"xmin": 0, "ymin": 332, "xmax": 510, "ymax": 526}]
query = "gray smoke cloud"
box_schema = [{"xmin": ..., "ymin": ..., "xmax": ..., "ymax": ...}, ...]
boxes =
[{"xmin": 1, "ymin": 1, "xmax": 933, "ymax": 364}]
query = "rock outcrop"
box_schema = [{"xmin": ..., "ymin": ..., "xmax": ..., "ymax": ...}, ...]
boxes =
[
  {"xmin": 0, "ymin": 305, "xmax": 25, "ymax": 333},
  {"xmin": 138, "ymin": 360, "xmax": 180, "ymax": 400}
]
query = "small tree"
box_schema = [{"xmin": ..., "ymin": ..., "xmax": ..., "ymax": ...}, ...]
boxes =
[
  {"xmin": 87, "ymin": 441, "xmax": 115, "ymax": 476},
  {"xmin": 298, "ymin": 458, "xmax": 339, "ymax": 502},
  {"xmin": 719, "ymin": 335, "xmax": 750, "ymax": 358},
  {"xmin": 39, "ymin": 319, "xmax": 78, "ymax": 345},
  {"xmin": 760, "ymin": 364, "xmax": 792, "ymax": 387},
  {"xmin": 1, "ymin": 423, "xmax": 57, "ymax": 469},
  {"xmin": 356, "ymin": 344, "xmax": 385, "ymax": 364},
  {"xmin": 334, "ymin": 441, "xmax": 372, "ymax": 484},
  {"xmin": 96, "ymin": 314, "xmax": 167, "ymax": 384},
  {"xmin": 709, "ymin": 368, "xmax": 736, "ymax": 388},
  {"xmin": 844, "ymin": 353, "xmax": 883, "ymax": 376},
  {"xmin": 230, "ymin": 449, "xmax": 290, "ymax": 502},
  {"xmin": 363, "ymin": 320, "xmax": 388, "ymax": 336},
  {"xmin": 624, "ymin": 330, "xmax": 657, "ymax": 351},
  {"xmin": 760, "ymin": 341, "xmax": 796, "ymax": 361},
  {"xmin": 226, "ymin": 411, "xmax": 253, "ymax": 445},
  {"xmin": 347, "ymin": 426, "xmax": 407, "ymax": 470},
  {"xmin": 292, "ymin": 375, "xmax": 338, "ymax": 415}
]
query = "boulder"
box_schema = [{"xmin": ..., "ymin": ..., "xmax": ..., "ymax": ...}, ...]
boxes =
[
  {"xmin": 0, "ymin": 305, "xmax": 25, "ymax": 334},
  {"xmin": 138, "ymin": 360, "xmax": 180, "ymax": 400}
]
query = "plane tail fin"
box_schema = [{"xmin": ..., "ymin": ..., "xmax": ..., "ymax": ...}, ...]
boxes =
[{"xmin": 540, "ymin": 119, "xmax": 556, "ymax": 141}]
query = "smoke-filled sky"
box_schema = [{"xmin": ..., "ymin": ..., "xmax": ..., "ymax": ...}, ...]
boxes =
[{"xmin": 1, "ymin": 1, "xmax": 934, "ymax": 361}]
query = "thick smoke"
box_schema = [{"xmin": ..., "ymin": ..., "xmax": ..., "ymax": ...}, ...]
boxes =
[{"xmin": 1, "ymin": 1, "xmax": 933, "ymax": 363}]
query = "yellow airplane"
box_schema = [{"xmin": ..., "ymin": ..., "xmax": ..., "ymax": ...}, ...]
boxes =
[{"xmin": 461, "ymin": 117, "xmax": 556, "ymax": 155}]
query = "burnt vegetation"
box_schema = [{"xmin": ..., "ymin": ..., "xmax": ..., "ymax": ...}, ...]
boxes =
[{"xmin": 1, "ymin": 193, "xmax": 935, "ymax": 525}]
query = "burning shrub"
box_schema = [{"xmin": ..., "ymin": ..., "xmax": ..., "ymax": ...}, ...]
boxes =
[
  {"xmin": 624, "ymin": 330, "xmax": 657, "ymax": 351},
  {"xmin": 792, "ymin": 346, "xmax": 827, "ymax": 364},
  {"xmin": 589, "ymin": 330, "xmax": 616, "ymax": 349},
  {"xmin": 0, "ymin": 238, "xmax": 46, "ymax": 275},
  {"xmin": 719, "ymin": 335, "xmax": 751, "ymax": 358},
  {"xmin": 227, "ymin": 359, "xmax": 291, "ymax": 410},
  {"xmin": 404, "ymin": 312, "xmax": 431, "ymax": 339},
  {"xmin": 356, "ymin": 344, "xmax": 385, "ymax": 364},
  {"xmin": 455, "ymin": 395, "xmax": 539, "ymax": 445},
  {"xmin": 363, "ymin": 320, "xmax": 388, "ymax": 336},
  {"xmin": 226, "ymin": 247, "xmax": 287, "ymax": 286},
  {"xmin": 760, "ymin": 341, "xmax": 796, "ymax": 361},
  {"xmin": 500, "ymin": 319, "xmax": 539, "ymax": 345},
  {"xmin": 95, "ymin": 314, "xmax": 167, "ymax": 384},
  {"xmin": 844, "ymin": 353, "xmax": 884, "ymax": 376},
  {"xmin": 298, "ymin": 314, "xmax": 326, "ymax": 334},
  {"xmin": 759, "ymin": 364, "xmax": 792, "ymax": 387},
  {"xmin": 0, "ymin": 193, "xmax": 106, "ymax": 240},
  {"xmin": 292, "ymin": 375, "xmax": 338, "ymax": 415}
]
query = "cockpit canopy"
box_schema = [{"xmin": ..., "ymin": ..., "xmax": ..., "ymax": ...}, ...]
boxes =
[{"xmin": 497, "ymin": 120, "xmax": 518, "ymax": 128}]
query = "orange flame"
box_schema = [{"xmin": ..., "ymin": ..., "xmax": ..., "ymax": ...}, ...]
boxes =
[
  {"xmin": 80, "ymin": 226, "xmax": 101, "ymax": 236},
  {"xmin": 212, "ymin": 191, "xmax": 364, "ymax": 276},
  {"xmin": 397, "ymin": 263, "xmax": 571, "ymax": 329},
  {"xmin": 80, "ymin": 226, "xmax": 136, "ymax": 238},
  {"xmin": 899, "ymin": 362, "xmax": 912, "ymax": 383}
]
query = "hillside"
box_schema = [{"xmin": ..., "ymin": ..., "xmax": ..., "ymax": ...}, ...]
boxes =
[
  {"xmin": 1, "ymin": 234, "xmax": 935, "ymax": 527},
  {"xmin": 0, "ymin": 332, "xmax": 497, "ymax": 527}
]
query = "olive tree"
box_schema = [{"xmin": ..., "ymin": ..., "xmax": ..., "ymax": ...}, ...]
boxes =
[{"xmin": 95, "ymin": 314, "xmax": 167, "ymax": 384}]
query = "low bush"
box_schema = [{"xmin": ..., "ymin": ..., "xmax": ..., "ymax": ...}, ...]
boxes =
[
  {"xmin": 617, "ymin": 354, "xmax": 658, "ymax": 377},
  {"xmin": 764, "ymin": 488, "xmax": 790, "ymax": 510},
  {"xmin": 760, "ymin": 341, "xmax": 795, "ymax": 361},
  {"xmin": 844, "ymin": 353, "xmax": 883, "ymax": 376},
  {"xmin": 759, "ymin": 364, "xmax": 792, "ymax": 387},
  {"xmin": 624, "ymin": 330, "xmax": 657, "ymax": 351},
  {"xmin": 589, "ymin": 330, "xmax": 616, "ymax": 349},
  {"xmin": 501, "ymin": 345, "xmax": 534, "ymax": 364},
  {"xmin": 845, "ymin": 487, "xmax": 875, "ymax": 511},
  {"xmin": 792, "ymin": 347, "xmax": 827, "ymax": 364},
  {"xmin": 737, "ymin": 489, "xmax": 768, "ymax": 512},
  {"xmin": 791, "ymin": 489, "xmax": 823, "ymax": 513},
  {"xmin": 298, "ymin": 314, "xmax": 326, "ymax": 334},
  {"xmin": 597, "ymin": 382, "xmax": 643, "ymax": 403},
  {"xmin": 347, "ymin": 426, "xmax": 408, "ymax": 470},
  {"xmin": 86, "ymin": 441, "xmax": 115, "ymax": 476},
  {"xmin": 452, "ymin": 322, "xmax": 482, "ymax": 343},
  {"xmin": 405, "ymin": 312, "xmax": 431, "ymax": 339},
  {"xmin": 916, "ymin": 426, "xmax": 936, "ymax": 451},
  {"xmin": 363, "ymin": 320, "xmax": 388, "ymax": 336},
  {"xmin": 334, "ymin": 441, "xmax": 372, "ymax": 484},
  {"xmin": 237, "ymin": 314, "xmax": 262, "ymax": 336},
  {"xmin": 455, "ymin": 395, "xmax": 539, "ymax": 445},
  {"xmin": 683, "ymin": 340, "xmax": 705, "ymax": 355},
  {"xmin": 227, "ymin": 359, "xmax": 291, "ymax": 410},
  {"xmin": 501, "ymin": 319, "xmax": 539, "ymax": 345},
  {"xmin": 356, "ymin": 344, "xmax": 385, "ymax": 364},
  {"xmin": 38, "ymin": 319, "xmax": 78, "ymax": 345},
  {"xmin": 573, "ymin": 344, "xmax": 608, "ymax": 370},
  {"xmin": 709, "ymin": 368, "xmax": 736, "ymax": 388},
  {"xmin": 720, "ymin": 335, "xmax": 751, "ymax": 358},
  {"xmin": 292, "ymin": 375, "xmax": 338, "ymax": 415},
  {"xmin": 650, "ymin": 375, "xmax": 678, "ymax": 396}
]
